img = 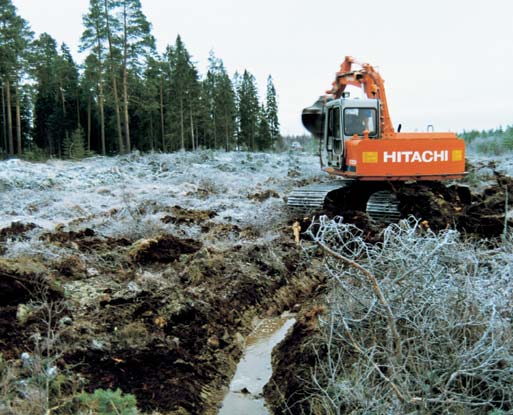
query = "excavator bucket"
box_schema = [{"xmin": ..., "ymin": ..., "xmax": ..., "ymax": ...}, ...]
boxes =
[{"xmin": 301, "ymin": 97, "xmax": 326, "ymax": 138}]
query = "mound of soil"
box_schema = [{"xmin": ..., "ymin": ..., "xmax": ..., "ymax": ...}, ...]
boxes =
[
  {"xmin": 41, "ymin": 227, "xmax": 132, "ymax": 253},
  {"xmin": 129, "ymin": 235, "xmax": 202, "ymax": 264},
  {"xmin": 248, "ymin": 189, "xmax": 280, "ymax": 201},
  {"xmin": 161, "ymin": 205, "xmax": 217, "ymax": 225},
  {"xmin": 0, "ymin": 222, "xmax": 39, "ymax": 254},
  {"xmin": 318, "ymin": 173, "xmax": 513, "ymax": 240},
  {"xmin": 0, "ymin": 258, "xmax": 63, "ymax": 359},
  {"xmin": 264, "ymin": 305, "xmax": 327, "ymax": 415}
]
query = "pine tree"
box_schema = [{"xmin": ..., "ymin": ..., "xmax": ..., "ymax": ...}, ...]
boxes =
[
  {"xmin": 215, "ymin": 63, "xmax": 236, "ymax": 151},
  {"xmin": 81, "ymin": 53, "xmax": 100, "ymax": 152},
  {"xmin": 165, "ymin": 36, "xmax": 200, "ymax": 151},
  {"xmin": 232, "ymin": 71, "xmax": 241, "ymax": 149},
  {"xmin": 63, "ymin": 127, "xmax": 86, "ymax": 159},
  {"xmin": 118, "ymin": 0, "xmax": 156, "ymax": 152},
  {"xmin": 257, "ymin": 104, "xmax": 272, "ymax": 151},
  {"xmin": 237, "ymin": 70, "xmax": 259, "ymax": 151},
  {"xmin": 266, "ymin": 75, "xmax": 280, "ymax": 146},
  {"xmin": 201, "ymin": 51, "xmax": 217, "ymax": 148},
  {"xmin": 103, "ymin": 0, "xmax": 124, "ymax": 154},
  {"xmin": 32, "ymin": 36, "xmax": 80, "ymax": 156},
  {"xmin": 0, "ymin": 0, "xmax": 33, "ymax": 155},
  {"xmin": 32, "ymin": 33, "xmax": 61, "ymax": 155},
  {"xmin": 204, "ymin": 52, "xmax": 237, "ymax": 151},
  {"xmin": 136, "ymin": 56, "xmax": 162, "ymax": 151},
  {"xmin": 80, "ymin": 0, "xmax": 108, "ymax": 154},
  {"xmin": 57, "ymin": 43, "xmax": 81, "ymax": 142}
]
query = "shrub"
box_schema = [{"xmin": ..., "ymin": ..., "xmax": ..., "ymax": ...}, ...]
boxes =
[
  {"xmin": 63, "ymin": 128, "xmax": 86, "ymax": 160},
  {"xmin": 303, "ymin": 216, "xmax": 513, "ymax": 414},
  {"xmin": 78, "ymin": 388, "xmax": 138, "ymax": 415}
]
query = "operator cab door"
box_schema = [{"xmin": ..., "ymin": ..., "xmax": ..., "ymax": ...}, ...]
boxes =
[{"xmin": 325, "ymin": 105, "xmax": 343, "ymax": 169}]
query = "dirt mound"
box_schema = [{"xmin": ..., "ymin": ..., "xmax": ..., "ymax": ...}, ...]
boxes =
[
  {"xmin": 0, "ymin": 222, "xmax": 39, "ymax": 254},
  {"xmin": 248, "ymin": 189, "xmax": 280, "ymax": 201},
  {"xmin": 0, "ymin": 221, "xmax": 38, "ymax": 240},
  {"xmin": 41, "ymin": 228, "xmax": 132, "ymax": 252},
  {"xmin": 128, "ymin": 234, "xmax": 202, "ymax": 264},
  {"xmin": 161, "ymin": 205, "xmax": 217, "ymax": 225},
  {"xmin": 264, "ymin": 305, "xmax": 327, "ymax": 415},
  {"xmin": 0, "ymin": 258, "xmax": 61, "ymax": 306},
  {"xmin": 317, "ymin": 175, "xmax": 512, "ymax": 239},
  {"xmin": 0, "ymin": 258, "xmax": 63, "ymax": 359},
  {"xmin": 458, "ymin": 174, "xmax": 513, "ymax": 237}
]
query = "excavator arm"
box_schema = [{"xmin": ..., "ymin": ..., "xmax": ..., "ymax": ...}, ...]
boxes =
[{"xmin": 327, "ymin": 56, "xmax": 395, "ymax": 138}]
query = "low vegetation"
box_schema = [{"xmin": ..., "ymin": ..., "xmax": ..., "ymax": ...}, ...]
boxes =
[{"xmin": 302, "ymin": 216, "xmax": 513, "ymax": 414}]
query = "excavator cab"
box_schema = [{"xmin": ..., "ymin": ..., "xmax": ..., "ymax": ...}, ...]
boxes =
[{"xmin": 322, "ymin": 98, "xmax": 380, "ymax": 170}]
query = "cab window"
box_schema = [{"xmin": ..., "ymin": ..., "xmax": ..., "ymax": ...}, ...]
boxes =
[
  {"xmin": 344, "ymin": 108, "xmax": 377, "ymax": 136},
  {"xmin": 327, "ymin": 107, "xmax": 341, "ymax": 138}
]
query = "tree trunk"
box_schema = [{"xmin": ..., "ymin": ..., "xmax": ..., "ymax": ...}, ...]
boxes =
[
  {"xmin": 190, "ymin": 110, "xmax": 195, "ymax": 151},
  {"xmin": 59, "ymin": 80, "xmax": 67, "ymax": 125},
  {"xmin": 1, "ymin": 84, "xmax": 6, "ymax": 152},
  {"xmin": 104, "ymin": 0, "xmax": 124, "ymax": 154},
  {"xmin": 14, "ymin": 81, "xmax": 21, "ymax": 154},
  {"xmin": 122, "ymin": 5, "xmax": 130, "ymax": 153},
  {"xmin": 213, "ymin": 113, "xmax": 217, "ymax": 149},
  {"xmin": 122, "ymin": 68, "xmax": 130, "ymax": 152},
  {"xmin": 87, "ymin": 95, "xmax": 91, "ymax": 151},
  {"xmin": 5, "ymin": 79, "xmax": 13, "ymax": 155},
  {"xmin": 160, "ymin": 77, "xmax": 165, "ymax": 151},
  {"xmin": 225, "ymin": 109, "xmax": 229, "ymax": 152},
  {"xmin": 95, "ymin": 35, "xmax": 106, "ymax": 156},
  {"xmin": 180, "ymin": 96, "xmax": 184, "ymax": 151},
  {"xmin": 76, "ymin": 95, "xmax": 81, "ymax": 129},
  {"xmin": 111, "ymin": 72, "xmax": 123, "ymax": 153},
  {"xmin": 149, "ymin": 113, "xmax": 154, "ymax": 151},
  {"xmin": 59, "ymin": 79, "xmax": 69, "ymax": 155},
  {"xmin": 47, "ymin": 131, "xmax": 54, "ymax": 156},
  {"xmin": 98, "ymin": 85, "xmax": 106, "ymax": 156}
]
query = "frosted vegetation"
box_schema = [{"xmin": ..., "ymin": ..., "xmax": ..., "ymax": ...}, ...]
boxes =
[
  {"xmin": 2, "ymin": 150, "xmax": 512, "ymax": 414},
  {"xmin": 305, "ymin": 217, "xmax": 513, "ymax": 414},
  {"xmin": 0, "ymin": 150, "xmax": 319, "ymax": 256},
  {"xmin": 462, "ymin": 126, "xmax": 513, "ymax": 158}
]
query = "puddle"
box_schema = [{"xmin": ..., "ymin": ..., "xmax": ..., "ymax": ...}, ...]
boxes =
[{"xmin": 218, "ymin": 313, "xmax": 296, "ymax": 415}]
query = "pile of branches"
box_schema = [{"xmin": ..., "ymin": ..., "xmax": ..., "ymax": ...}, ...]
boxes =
[{"xmin": 306, "ymin": 216, "xmax": 513, "ymax": 414}]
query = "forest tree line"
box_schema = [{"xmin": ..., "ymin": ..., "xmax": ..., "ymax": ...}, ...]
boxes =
[
  {"xmin": 0, "ymin": 0, "xmax": 280, "ymax": 158},
  {"xmin": 461, "ymin": 125, "xmax": 513, "ymax": 155}
]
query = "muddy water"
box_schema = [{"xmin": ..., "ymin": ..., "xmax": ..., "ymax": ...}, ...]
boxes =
[{"xmin": 219, "ymin": 313, "xmax": 296, "ymax": 415}]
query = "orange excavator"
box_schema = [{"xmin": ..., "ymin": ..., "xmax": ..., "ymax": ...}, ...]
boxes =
[{"xmin": 288, "ymin": 56, "xmax": 467, "ymax": 221}]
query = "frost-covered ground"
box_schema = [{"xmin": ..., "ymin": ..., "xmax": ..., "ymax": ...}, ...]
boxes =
[
  {"xmin": 0, "ymin": 150, "xmax": 324, "ymax": 414},
  {"xmin": 467, "ymin": 150, "xmax": 513, "ymax": 177},
  {"xmin": 0, "ymin": 151, "xmax": 320, "ymax": 255}
]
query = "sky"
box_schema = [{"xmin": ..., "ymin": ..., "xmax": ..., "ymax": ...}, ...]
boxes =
[{"xmin": 11, "ymin": 0, "xmax": 513, "ymax": 136}]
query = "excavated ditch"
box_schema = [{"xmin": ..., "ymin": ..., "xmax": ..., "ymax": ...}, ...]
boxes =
[
  {"xmin": 0, "ymin": 155, "xmax": 512, "ymax": 414},
  {"xmin": 0, "ymin": 214, "xmax": 325, "ymax": 414},
  {"xmin": 219, "ymin": 314, "xmax": 296, "ymax": 414}
]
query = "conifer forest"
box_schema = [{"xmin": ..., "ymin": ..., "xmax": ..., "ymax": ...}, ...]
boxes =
[{"xmin": 0, "ymin": 0, "xmax": 280, "ymax": 158}]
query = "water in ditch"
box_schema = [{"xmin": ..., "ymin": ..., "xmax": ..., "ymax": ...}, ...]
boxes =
[{"xmin": 218, "ymin": 312, "xmax": 296, "ymax": 414}]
